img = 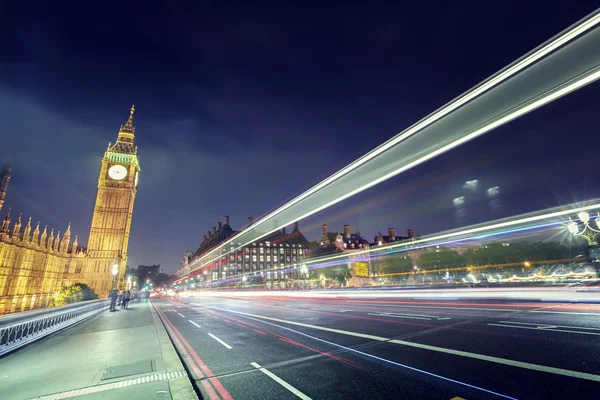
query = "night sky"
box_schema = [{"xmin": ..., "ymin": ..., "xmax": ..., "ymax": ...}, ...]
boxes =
[{"xmin": 1, "ymin": 2, "xmax": 599, "ymax": 274}]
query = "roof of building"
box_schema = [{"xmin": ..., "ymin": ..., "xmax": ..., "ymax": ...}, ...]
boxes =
[{"xmin": 193, "ymin": 220, "xmax": 310, "ymax": 258}]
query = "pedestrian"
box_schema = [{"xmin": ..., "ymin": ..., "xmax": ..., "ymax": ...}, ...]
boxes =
[
  {"xmin": 120, "ymin": 290, "xmax": 127, "ymax": 309},
  {"xmin": 125, "ymin": 290, "xmax": 131, "ymax": 309},
  {"xmin": 110, "ymin": 289, "xmax": 118, "ymax": 311}
]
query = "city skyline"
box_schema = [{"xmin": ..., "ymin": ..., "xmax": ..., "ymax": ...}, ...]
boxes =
[{"xmin": 2, "ymin": 2, "xmax": 600, "ymax": 274}]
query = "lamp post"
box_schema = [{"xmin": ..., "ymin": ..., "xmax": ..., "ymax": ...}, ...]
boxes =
[
  {"xmin": 111, "ymin": 263, "xmax": 119, "ymax": 291},
  {"xmin": 567, "ymin": 211, "xmax": 600, "ymax": 246}
]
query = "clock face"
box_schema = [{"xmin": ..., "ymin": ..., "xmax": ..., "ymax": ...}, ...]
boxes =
[
  {"xmin": 134, "ymin": 171, "xmax": 139, "ymax": 187},
  {"xmin": 108, "ymin": 164, "xmax": 128, "ymax": 181}
]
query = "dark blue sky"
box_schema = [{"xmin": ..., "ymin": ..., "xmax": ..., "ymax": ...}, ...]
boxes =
[{"xmin": 1, "ymin": 1, "xmax": 599, "ymax": 273}]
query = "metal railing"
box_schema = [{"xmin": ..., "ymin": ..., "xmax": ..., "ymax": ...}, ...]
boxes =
[{"xmin": 0, "ymin": 299, "xmax": 110, "ymax": 357}]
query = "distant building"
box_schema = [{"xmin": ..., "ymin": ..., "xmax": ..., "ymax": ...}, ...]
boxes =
[
  {"xmin": 137, "ymin": 264, "xmax": 160, "ymax": 283},
  {"xmin": 177, "ymin": 216, "xmax": 310, "ymax": 288},
  {"xmin": 312, "ymin": 224, "xmax": 374, "ymax": 287},
  {"xmin": 373, "ymin": 228, "xmax": 415, "ymax": 246}
]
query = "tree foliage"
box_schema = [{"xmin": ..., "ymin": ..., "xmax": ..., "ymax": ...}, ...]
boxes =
[
  {"xmin": 50, "ymin": 283, "xmax": 98, "ymax": 307},
  {"xmin": 376, "ymin": 253, "xmax": 414, "ymax": 275}
]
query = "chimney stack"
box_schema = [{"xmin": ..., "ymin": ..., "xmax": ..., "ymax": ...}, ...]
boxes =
[
  {"xmin": 388, "ymin": 228, "xmax": 395, "ymax": 239},
  {"xmin": 217, "ymin": 218, "xmax": 222, "ymax": 230},
  {"xmin": 224, "ymin": 215, "xmax": 230, "ymax": 225},
  {"xmin": 322, "ymin": 224, "xmax": 328, "ymax": 235},
  {"xmin": 293, "ymin": 222, "xmax": 299, "ymax": 232},
  {"xmin": 207, "ymin": 230, "xmax": 211, "ymax": 237},
  {"xmin": 212, "ymin": 226, "xmax": 216, "ymax": 233},
  {"xmin": 248, "ymin": 217, "xmax": 253, "ymax": 226},
  {"xmin": 344, "ymin": 224, "xmax": 351, "ymax": 238},
  {"xmin": 407, "ymin": 229, "xmax": 415, "ymax": 238}
]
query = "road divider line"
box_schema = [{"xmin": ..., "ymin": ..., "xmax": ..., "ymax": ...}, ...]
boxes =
[
  {"xmin": 208, "ymin": 333, "xmax": 232, "ymax": 349},
  {"xmin": 177, "ymin": 312, "xmax": 185, "ymax": 318},
  {"xmin": 498, "ymin": 320, "xmax": 600, "ymax": 331},
  {"xmin": 251, "ymin": 362, "xmax": 312, "ymax": 400},
  {"xmin": 489, "ymin": 323, "xmax": 600, "ymax": 336},
  {"xmin": 189, "ymin": 320, "xmax": 201, "ymax": 328},
  {"xmin": 237, "ymin": 311, "xmax": 515, "ymax": 399},
  {"xmin": 212, "ymin": 307, "xmax": 600, "ymax": 383},
  {"xmin": 368, "ymin": 313, "xmax": 431, "ymax": 320}
]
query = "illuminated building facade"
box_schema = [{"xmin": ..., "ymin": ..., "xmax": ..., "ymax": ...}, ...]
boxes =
[
  {"xmin": 181, "ymin": 217, "xmax": 310, "ymax": 288},
  {"xmin": 313, "ymin": 224, "xmax": 374, "ymax": 287},
  {"xmin": 0, "ymin": 107, "xmax": 140, "ymax": 313},
  {"xmin": 85, "ymin": 106, "xmax": 140, "ymax": 297},
  {"xmin": 0, "ymin": 210, "xmax": 86, "ymax": 314}
]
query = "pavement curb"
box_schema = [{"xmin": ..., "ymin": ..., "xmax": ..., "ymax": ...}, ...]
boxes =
[{"xmin": 149, "ymin": 301, "xmax": 199, "ymax": 400}]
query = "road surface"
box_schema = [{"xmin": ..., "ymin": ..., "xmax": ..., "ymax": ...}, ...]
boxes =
[{"xmin": 152, "ymin": 294, "xmax": 600, "ymax": 399}]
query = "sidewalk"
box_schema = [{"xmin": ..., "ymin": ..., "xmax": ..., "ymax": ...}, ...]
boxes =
[{"xmin": 0, "ymin": 300, "xmax": 197, "ymax": 400}]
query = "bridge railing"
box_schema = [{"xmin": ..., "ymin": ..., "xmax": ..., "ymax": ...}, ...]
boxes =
[{"xmin": 0, "ymin": 299, "xmax": 110, "ymax": 357}]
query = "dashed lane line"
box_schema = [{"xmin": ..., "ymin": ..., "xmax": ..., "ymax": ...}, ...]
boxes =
[
  {"xmin": 251, "ymin": 362, "xmax": 312, "ymax": 400},
  {"xmin": 189, "ymin": 320, "xmax": 201, "ymax": 328},
  {"xmin": 208, "ymin": 333, "xmax": 232, "ymax": 349},
  {"xmin": 210, "ymin": 307, "xmax": 600, "ymax": 383}
]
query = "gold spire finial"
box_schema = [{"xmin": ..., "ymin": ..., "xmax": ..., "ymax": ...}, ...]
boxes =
[{"xmin": 121, "ymin": 105, "xmax": 136, "ymax": 133}]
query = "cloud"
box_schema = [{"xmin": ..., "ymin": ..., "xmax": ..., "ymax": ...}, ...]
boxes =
[{"xmin": 0, "ymin": 88, "xmax": 336, "ymax": 273}]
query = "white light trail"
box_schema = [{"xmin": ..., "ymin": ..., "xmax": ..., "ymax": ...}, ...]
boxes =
[
  {"xmin": 298, "ymin": 200, "xmax": 600, "ymax": 268},
  {"xmin": 178, "ymin": 10, "xmax": 600, "ymax": 280}
]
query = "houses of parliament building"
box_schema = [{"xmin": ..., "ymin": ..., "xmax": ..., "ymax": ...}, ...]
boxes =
[{"xmin": 0, "ymin": 106, "xmax": 140, "ymax": 314}]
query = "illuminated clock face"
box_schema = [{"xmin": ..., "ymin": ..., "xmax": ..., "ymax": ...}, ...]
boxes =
[
  {"xmin": 134, "ymin": 171, "xmax": 139, "ymax": 187},
  {"xmin": 108, "ymin": 165, "xmax": 127, "ymax": 180}
]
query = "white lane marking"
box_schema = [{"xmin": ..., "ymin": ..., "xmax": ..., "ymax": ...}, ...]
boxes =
[
  {"xmin": 251, "ymin": 362, "xmax": 312, "ymax": 400},
  {"xmin": 489, "ymin": 323, "xmax": 600, "ymax": 336},
  {"xmin": 208, "ymin": 333, "xmax": 232, "ymax": 349},
  {"xmin": 369, "ymin": 312, "xmax": 450, "ymax": 320},
  {"xmin": 211, "ymin": 307, "xmax": 600, "ymax": 383},
  {"xmin": 351, "ymin": 303, "xmax": 600, "ymax": 316},
  {"xmin": 233, "ymin": 312, "xmax": 517, "ymax": 399},
  {"xmin": 177, "ymin": 312, "xmax": 185, "ymax": 317},
  {"xmin": 368, "ymin": 313, "xmax": 431, "ymax": 320},
  {"xmin": 497, "ymin": 320, "xmax": 600, "ymax": 331},
  {"xmin": 310, "ymin": 307, "xmax": 352, "ymax": 313},
  {"xmin": 189, "ymin": 320, "xmax": 201, "ymax": 328}
]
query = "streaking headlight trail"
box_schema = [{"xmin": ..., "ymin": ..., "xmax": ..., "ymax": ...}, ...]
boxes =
[{"xmin": 178, "ymin": 9, "xmax": 600, "ymax": 280}]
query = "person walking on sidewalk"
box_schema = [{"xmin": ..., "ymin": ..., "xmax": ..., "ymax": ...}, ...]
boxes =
[
  {"xmin": 109, "ymin": 290, "xmax": 118, "ymax": 311},
  {"xmin": 124, "ymin": 290, "xmax": 131, "ymax": 309},
  {"xmin": 120, "ymin": 290, "xmax": 128, "ymax": 309}
]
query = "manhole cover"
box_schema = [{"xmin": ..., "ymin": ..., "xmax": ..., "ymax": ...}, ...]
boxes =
[{"xmin": 102, "ymin": 360, "xmax": 155, "ymax": 380}]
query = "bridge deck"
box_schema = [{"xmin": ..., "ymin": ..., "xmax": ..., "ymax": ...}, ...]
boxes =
[{"xmin": 0, "ymin": 300, "xmax": 197, "ymax": 400}]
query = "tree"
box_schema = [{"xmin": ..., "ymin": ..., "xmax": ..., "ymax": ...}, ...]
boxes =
[
  {"xmin": 377, "ymin": 254, "xmax": 414, "ymax": 275},
  {"xmin": 50, "ymin": 283, "xmax": 98, "ymax": 307},
  {"xmin": 417, "ymin": 249, "xmax": 466, "ymax": 269}
]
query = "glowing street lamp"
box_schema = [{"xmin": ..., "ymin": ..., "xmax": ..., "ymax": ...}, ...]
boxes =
[
  {"xmin": 566, "ymin": 211, "xmax": 600, "ymax": 246},
  {"xmin": 111, "ymin": 263, "xmax": 119, "ymax": 291}
]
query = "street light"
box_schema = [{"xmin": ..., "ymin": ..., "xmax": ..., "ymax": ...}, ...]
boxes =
[
  {"xmin": 567, "ymin": 211, "xmax": 600, "ymax": 245},
  {"xmin": 111, "ymin": 263, "xmax": 119, "ymax": 291}
]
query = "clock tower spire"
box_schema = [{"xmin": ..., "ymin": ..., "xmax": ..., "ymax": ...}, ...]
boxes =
[{"xmin": 85, "ymin": 106, "xmax": 141, "ymax": 296}]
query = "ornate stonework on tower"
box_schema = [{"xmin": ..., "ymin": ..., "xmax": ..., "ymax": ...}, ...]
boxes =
[
  {"xmin": 0, "ymin": 165, "xmax": 11, "ymax": 213},
  {"xmin": 85, "ymin": 106, "xmax": 140, "ymax": 297}
]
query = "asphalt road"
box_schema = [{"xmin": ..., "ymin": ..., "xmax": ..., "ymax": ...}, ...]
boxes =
[{"xmin": 152, "ymin": 294, "xmax": 600, "ymax": 400}]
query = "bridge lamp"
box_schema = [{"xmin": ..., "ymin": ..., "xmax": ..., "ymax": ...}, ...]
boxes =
[
  {"xmin": 566, "ymin": 212, "xmax": 600, "ymax": 251},
  {"xmin": 111, "ymin": 263, "xmax": 119, "ymax": 291}
]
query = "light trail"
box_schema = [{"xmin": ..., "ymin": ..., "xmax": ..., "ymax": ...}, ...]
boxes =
[
  {"xmin": 177, "ymin": 9, "xmax": 600, "ymax": 281},
  {"xmin": 181, "ymin": 200, "xmax": 600, "ymax": 287}
]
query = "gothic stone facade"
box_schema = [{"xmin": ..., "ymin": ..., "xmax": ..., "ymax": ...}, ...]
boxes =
[{"xmin": 0, "ymin": 107, "xmax": 140, "ymax": 313}]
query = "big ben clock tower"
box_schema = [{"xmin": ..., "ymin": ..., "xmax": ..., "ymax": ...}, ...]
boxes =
[{"xmin": 86, "ymin": 105, "xmax": 140, "ymax": 296}]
